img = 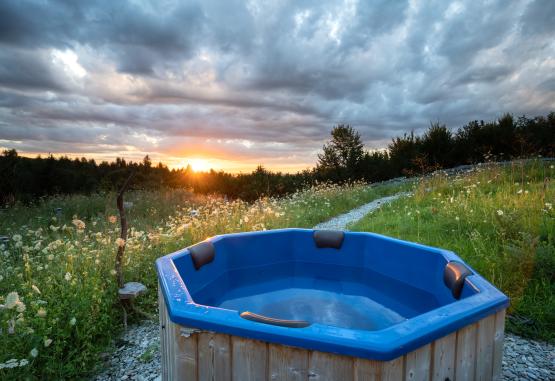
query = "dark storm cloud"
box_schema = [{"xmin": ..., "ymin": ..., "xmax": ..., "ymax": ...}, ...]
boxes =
[
  {"xmin": 0, "ymin": 49, "xmax": 66, "ymax": 91},
  {"xmin": 0, "ymin": 0, "xmax": 554, "ymax": 169}
]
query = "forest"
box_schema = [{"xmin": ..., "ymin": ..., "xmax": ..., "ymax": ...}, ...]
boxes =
[{"xmin": 1, "ymin": 112, "xmax": 554, "ymax": 203}]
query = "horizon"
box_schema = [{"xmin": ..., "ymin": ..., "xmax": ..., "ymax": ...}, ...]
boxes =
[{"xmin": 1, "ymin": 0, "xmax": 554, "ymax": 172}]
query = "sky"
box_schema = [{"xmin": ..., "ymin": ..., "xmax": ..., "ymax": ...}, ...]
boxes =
[{"xmin": 0, "ymin": 0, "xmax": 554, "ymax": 173}]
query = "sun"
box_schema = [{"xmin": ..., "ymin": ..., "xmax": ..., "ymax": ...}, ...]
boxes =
[{"xmin": 189, "ymin": 158, "xmax": 211, "ymax": 172}]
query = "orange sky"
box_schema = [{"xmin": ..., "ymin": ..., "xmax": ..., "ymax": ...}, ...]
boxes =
[{"xmin": 13, "ymin": 150, "xmax": 315, "ymax": 174}]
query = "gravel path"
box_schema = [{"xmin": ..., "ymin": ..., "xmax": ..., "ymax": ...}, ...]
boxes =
[
  {"xmin": 313, "ymin": 192, "xmax": 410, "ymax": 230},
  {"xmin": 94, "ymin": 192, "xmax": 555, "ymax": 380}
]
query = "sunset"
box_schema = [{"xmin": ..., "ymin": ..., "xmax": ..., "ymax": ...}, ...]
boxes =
[
  {"xmin": 1, "ymin": 0, "xmax": 554, "ymax": 172},
  {"xmin": 1, "ymin": 1, "xmax": 554, "ymax": 380}
]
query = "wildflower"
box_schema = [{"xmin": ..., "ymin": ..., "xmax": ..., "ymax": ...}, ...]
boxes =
[
  {"xmin": 497, "ymin": 210, "xmax": 504, "ymax": 216},
  {"xmin": 455, "ymin": 216, "xmax": 460, "ymax": 221},
  {"xmin": 72, "ymin": 219, "xmax": 86, "ymax": 230},
  {"xmin": 49, "ymin": 225, "xmax": 59, "ymax": 232},
  {"xmin": 47, "ymin": 254, "xmax": 54, "ymax": 261},
  {"xmin": 5, "ymin": 291, "xmax": 20, "ymax": 309},
  {"xmin": 0, "ymin": 359, "xmax": 19, "ymax": 369},
  {"xmin": 64, "ymin": 272, "xmax": 72, "ymax": 281},
  {"xmin": 517, "ymin": 189, "xmax": 523, "ymax": 194},
  {"xmin": 30, "ymin": 348, "xmax": 38, "ymax": 358},
  {"xmin": 108, "ymin": 215, "xmax": 117, "ymax": 224},
  {"xmin": 545, "ymin": 203, "xmax": 553, "ymax": 210},
  {"xmin": 110, "ymin": 269, "xmax": 117, "ymax": 276},
  {"xmin": 37, "ymin": 308, "xmax": 47, "ymax": 318},
  {"xmin": 12, "ymin": 234, "xmax": 22, "ymax": 242},
  {"xmin": 16, "ymin": 302, "xmax": 26, "ymax": 313},
  {"xmin": 19, "ymin": 359, "xmax": 29, "ymax": 367},
  {"xmin": 115, "ymin": 238, "xmax": 126, "ymax": 248},
  {"xmin": 44, "ymin": 338, "xmax": 52, "ymax": 347},
  {"xmin": 70, "ymin": 317, "xmax": 76, "ymax": 326},
  {"xmin": 32, "ymin": 285, "xmax": 41, "ymax": 294}
]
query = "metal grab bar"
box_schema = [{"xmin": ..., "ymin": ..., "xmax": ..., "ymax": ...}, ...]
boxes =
[{"xmin": 240, "ymin": 311, "xmax": 310, "ymax": 328}]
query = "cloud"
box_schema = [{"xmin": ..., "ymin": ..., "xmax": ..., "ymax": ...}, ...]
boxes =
[{"xmin": 0, "ymin": 0, "xmax": 554, "ymax": 171}]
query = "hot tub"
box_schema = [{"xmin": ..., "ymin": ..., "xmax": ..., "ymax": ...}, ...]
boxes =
[{"xmin": 156, "ymin": 229, "xmax": 508, "ymax": 381}]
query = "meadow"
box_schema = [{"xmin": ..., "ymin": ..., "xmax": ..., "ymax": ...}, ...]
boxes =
[
  {"xmin": 1, "ymin": 160, "xmax": 553, "ymax": 379},
  {"xmin": 351, "ymin": 160, "xmax": 555, "ymax": 342},
  {"xmin": 0, "ymin": 181, "xmax": 406, "ymax": 379}
]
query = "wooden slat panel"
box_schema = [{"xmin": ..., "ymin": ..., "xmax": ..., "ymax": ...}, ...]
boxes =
[
  {"xmin": 405, "ymin": 343, "xmax": 431, "ymax": 381},
  {"xmin": 175, "ymin": 325, "xmax": 198, "ymax": 380},
  {"xmin": 492, "ymin": 310, "xmax": 506, "ymax": 381},
  {"xmin": 268, "ymin": 344, "xmax": 308, "ymax": 381},
  {"xmin": 308, "ymin": 351, "xmax": 354, "ymax": 380},
  {"xmin": 476, "ymin": 314, "xmax": 495, "ymax": 381},
  {"xmin": 199, "ymin": 332, "xmax": 231, "ymax": 381},
  {"xmin": 231, "ymin": 336, "xmax": 268, "ymax": 381},
  {"xmin": 455, "ymin": 323, "xmax": 477, "ymax": 381},
  {"xmin": 431, "ymin": 332, "xmax": 456, "ymax": 381},
  {"xmin": 354, "ymin": 357, "xmax": 404, "ymax": 381}
]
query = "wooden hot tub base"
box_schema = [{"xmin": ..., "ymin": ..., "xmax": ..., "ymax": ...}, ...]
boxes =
[{"xmin": 159, "ymin": 289, "xmax": 506, "ymax": 381}]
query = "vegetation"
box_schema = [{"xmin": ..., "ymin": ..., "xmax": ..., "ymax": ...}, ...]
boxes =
[
  {"xmin": 0, "ymin": 181, "xmax": 405, "ymax": 379},
  {"xmin": 351, "ymin": 160, "xmax": 555, "ymax": 341},
  {"xmin": 1, "ymin": 112, "xmax": 554, "ymax": 203}
]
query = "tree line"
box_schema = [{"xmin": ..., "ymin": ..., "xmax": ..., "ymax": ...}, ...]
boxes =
[{"xmin": 1, "ymin": 112, "xmax": 553, "ymax": 204}]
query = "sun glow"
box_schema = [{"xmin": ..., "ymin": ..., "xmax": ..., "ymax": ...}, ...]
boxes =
[{"xmin": 188, "ymin": 158, "xmax": 212, "ymax": 172}]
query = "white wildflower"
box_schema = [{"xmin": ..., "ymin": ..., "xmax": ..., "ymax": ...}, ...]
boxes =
[
  {"xmin": 16, "ymin": 301, "xmax": 26, "ymax": 313},
  {"xmin": 30, "ymin": 348, "xmax": 38, "ymax": 358},
  {"xmin": 72, "ymin": 219, "xmax": 86, "ymax": 230},
  {"xmin": 5, "ymin": 291, "xmax": 19, "ymax": 309},
  {"xmin": 497, "ymin": 210, "xmax": 504, "ymax": 216},
  {"xmin": 64, "ymin": 272, "xmax": 72, "ymax": 282},
  {"xmin": 44, "ymin": 338, "xmax": 52, "ymax": 347},
  {"xmin": 115, "ymin": 238, "xmax": 126, "ymax": 248},
  {"xmin": 32, "ymin": 284, "xmax": 41, "ymax": 294},
  {"xmin": 70, "ymin": 317, "xmax": 76, "ymax": 326}
]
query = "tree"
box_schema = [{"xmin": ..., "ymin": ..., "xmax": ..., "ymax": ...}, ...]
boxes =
[
  {"xmin": 317, "ymin": 124, "xmax": 365, "ymax": 180},
  {"xmin": 421, "ymin": 122, "xmax": 453, "ymax": 168}
]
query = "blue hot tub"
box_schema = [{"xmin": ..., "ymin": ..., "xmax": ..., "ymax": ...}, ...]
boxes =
[{"xmin": 156, "ymin": 229, "xmax": 509, "ymax": 380}]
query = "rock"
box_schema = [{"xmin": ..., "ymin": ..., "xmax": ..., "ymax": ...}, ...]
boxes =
[{"xmin": 118, "ymin": 282, "xmax": 147, "ymax": 300}]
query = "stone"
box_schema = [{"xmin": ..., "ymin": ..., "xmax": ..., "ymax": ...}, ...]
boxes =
[{"xmin": 118, "ymin": 282, "xmax": 147, "ymax": 300}]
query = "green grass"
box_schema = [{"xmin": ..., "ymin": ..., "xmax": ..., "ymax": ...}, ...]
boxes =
[
  {"xmin": 351, "ymin": 160, "xmax": 555, "ymax": 342},
  {"xmin": 0, "ymin": 181, "xmax": 406, "ymax": 379}
]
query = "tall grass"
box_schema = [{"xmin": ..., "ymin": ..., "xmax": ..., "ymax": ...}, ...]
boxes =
[
  {"xmin": 0, "ymin": 181, "xmax": 404, "ymax": 379},
  {"xmin": 351, "ymin": 160, "xmax": 555, "ymax": 341}
]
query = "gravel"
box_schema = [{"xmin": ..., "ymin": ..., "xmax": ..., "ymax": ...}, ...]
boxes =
[
  {"xmin": 313, "ymin": 192, "xmax": 410, "ymax": 231},
  {"xmin": 94, "ymin": 193, "xmax": 555, "ymax": 380}
]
